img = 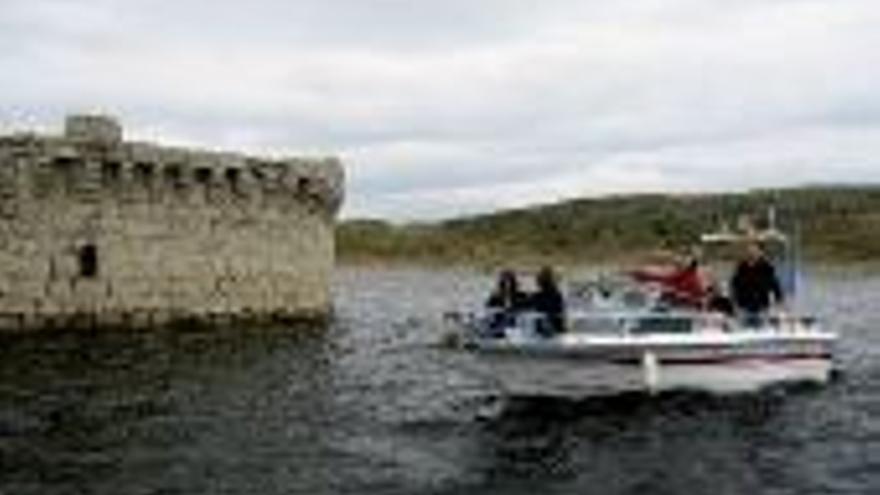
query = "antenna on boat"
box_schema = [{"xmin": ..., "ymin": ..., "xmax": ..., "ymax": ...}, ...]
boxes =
[
  {"xmin": 770, "ymin": 204, "xmax": 801, "ymax": 302},
  {"xmin": 788, "ymin": 217, "xmax": 803, "ymax": 301}
]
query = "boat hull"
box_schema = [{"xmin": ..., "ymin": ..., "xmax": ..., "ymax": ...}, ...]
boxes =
[
  {"xmin": 472, "ymin": 354, "xmax": 833, "ymax": 396},
  {"xmin": 464, "ymin": 332, "xmax": 836, "ymax": 396}
]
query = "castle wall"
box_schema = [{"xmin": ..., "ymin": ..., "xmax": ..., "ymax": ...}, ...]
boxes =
[{"xmin": 0, "ymin": 116, "xmax": 344, "ymax": 330}]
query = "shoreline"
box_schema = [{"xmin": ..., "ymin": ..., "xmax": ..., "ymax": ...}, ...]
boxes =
[{"xmin": 336, "ymin": 255, "xmax": 880, "ymax": 274}]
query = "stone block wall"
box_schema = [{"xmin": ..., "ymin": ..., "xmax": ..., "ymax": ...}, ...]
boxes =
[{"xmin": 0, "ymin": 115, "xmax": 344, "ymax": 330}]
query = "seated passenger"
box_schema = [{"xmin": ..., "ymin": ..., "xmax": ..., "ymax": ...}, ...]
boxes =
[
  {"xmin": 485, "ymin": 270, "xmax": 527, "ymax": 334},
  {"xmin": 706, "ymin": 284, "xmax": 735, "ymax": 317},
  {"xmin": 527, "ymin": 266, "xmax": 566, "ymax": 337},
  {"xmin": 730, "ymin": 243, "xmax": 784, "ymax": 325},
  {"xmin": 630, "ymin": 248, "xmax": 708, "ymax": 309}
]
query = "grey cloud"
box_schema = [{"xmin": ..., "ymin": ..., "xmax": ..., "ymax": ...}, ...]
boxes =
[{"xmin": 1, "ymin": 0, "xmax": 880, "ymax": 219}]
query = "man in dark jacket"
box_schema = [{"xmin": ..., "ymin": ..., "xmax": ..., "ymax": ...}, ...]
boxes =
[
  {"xmin": 731, "ymin": 243, "xmax": 783, "ymax": 323},
  {"xmin": 529, "ymin": 266, "xmax": 566, "ymax": 337}
]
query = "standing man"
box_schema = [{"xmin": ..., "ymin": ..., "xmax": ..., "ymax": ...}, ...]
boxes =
[{"xmin": 731, "ymin": 243, "xmax": 784, "ymax": 325}]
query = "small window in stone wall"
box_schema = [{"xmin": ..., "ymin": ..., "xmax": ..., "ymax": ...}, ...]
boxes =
[
  {"xmin": 79, "ymin": 244, "xmax": 98, "ymax": 278},
  {"xmin": 195, "ymin": 167, "xmax": 213, "ymax": 185},
  {"xmin": 51, "ymin": 157, "xmax": 80, "ymax": 189},
  {"xmin": 225, "ymin": 168, "xmax": 241, "ymax": 193},
  {"xmin": 102, "ymin": 161, "xmax": 121, "ymax": 182},
  {"xmin": 134, "ymin": 162, "xmax": 155, "ymax": 185},
  {"xmin": 164, "ymin": 164, "xmax": 184, "ymax": 189},
  {"xmin": 52, "ymin": 156, "xmax": 80, "ymax": 169},
  {"xmin": 250, "ymin": 166, "xmax": 265, "ymax": 181},
  {"xmin": 297, "ymin": 177, "xmax": 311, "ymax": 195}
]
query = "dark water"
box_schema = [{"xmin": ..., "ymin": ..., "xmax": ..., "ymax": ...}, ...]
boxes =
[{"xmin": 2, "ymin": 267, "xmax": 880, "ymax": 494}]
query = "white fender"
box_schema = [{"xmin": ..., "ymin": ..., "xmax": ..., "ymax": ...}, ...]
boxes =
[{"xmin": 643, "ymin": 350, "xmax": 660, "ymax": 394}]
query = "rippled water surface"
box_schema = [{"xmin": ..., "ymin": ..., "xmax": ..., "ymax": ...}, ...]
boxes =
[{"xmin": 2, "ymin": 266, "xmax": 880, "ymax": 494}]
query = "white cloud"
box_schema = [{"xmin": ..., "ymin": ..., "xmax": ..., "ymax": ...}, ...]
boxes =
[{"xmin": 1, "ymin": 0, "xmax": 879, "ymax": 219}]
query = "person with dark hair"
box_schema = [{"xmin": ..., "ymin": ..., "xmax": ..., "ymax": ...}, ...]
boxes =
[
  {"xmin": 528, "ymin": 266, "xmax": 566, "ymax": 337},
  {"xmin": 485, "ymin": 269, "xmax": 527, "ymax": 335},
  {"xmin": 731, "ymin": 243, "xmax": 784, "ymax": 325}
]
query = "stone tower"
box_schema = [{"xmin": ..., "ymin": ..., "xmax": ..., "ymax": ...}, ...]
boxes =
[{"xmin": 0, "ymin": 115, "xmax": 344, "ymax": 330}]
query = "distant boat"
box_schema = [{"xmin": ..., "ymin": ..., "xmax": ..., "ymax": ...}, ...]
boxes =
[{"xmin": 444, "ymin": 214, "xmax": 838, "ymax": 397}]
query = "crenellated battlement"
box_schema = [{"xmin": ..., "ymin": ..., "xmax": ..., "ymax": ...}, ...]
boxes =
[{"xmin": 0, "ymin": 115, "xmax": 344, "ymax": 214}]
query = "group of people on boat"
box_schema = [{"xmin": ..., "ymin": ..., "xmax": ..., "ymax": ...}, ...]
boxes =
[
  {"xmin": 484, "ymin": 241, "xmax": 785, "ymax": 337},
  {"xmin": 485, "ymin": 266, "xmax": 566, "ymax": 337},
  {"xmin": 629, "ymin": 242, "xmax": 784, "ymax": 319}
]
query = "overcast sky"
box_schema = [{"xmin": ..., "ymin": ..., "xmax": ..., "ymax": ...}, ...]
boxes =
[{"xmin": 1, "ymin": 0, "xmax": 879, "ymax": 220}]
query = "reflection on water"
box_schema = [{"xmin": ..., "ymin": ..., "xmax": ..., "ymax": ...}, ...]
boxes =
[
  {"xmin": 475, "ymin": 391, "xmax": 800, "ymax": 493},
  {"xmin": 1, "ymin": 326, "xmax": 341, "ymax": 494},
  {"xmin": 1, "ymin": 266, "xmax": 879, "ymax": 494}
]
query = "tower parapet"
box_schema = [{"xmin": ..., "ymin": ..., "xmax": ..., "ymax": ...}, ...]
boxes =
[
  {"xmin": 64, "ymin": 114, "xmax": 123, "ymax": 144},
  {"xmin": 0, "ymin": 115, "xmax": 345, "ymax": 215}
]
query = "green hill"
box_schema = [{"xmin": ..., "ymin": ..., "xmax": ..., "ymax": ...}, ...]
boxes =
[{"xmin": 337, "ymin": 186, "xmax": 880, "ymax": 265}]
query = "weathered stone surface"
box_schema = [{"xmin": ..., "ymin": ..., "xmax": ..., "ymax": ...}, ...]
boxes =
[
  {"xmin": 64, "ymin": 114, "xmax": 123, "ymax": 144},
  {"xmin": 0, "ymin": 115, "xmax": 344, "ymax": 330}
]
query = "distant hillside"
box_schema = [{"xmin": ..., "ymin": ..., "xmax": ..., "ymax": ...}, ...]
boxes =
[{"xmin": 337, "ymin": 186, "xmax": 880, "ymax": 265}]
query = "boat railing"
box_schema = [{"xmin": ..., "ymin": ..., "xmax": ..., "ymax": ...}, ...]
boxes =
[
  {"xmin": 450, "ymin": 308, "xmax": 821, "ymax": 341},
  {"xmin": 568, "ymin": 311, "xmax": 819, "ymax": 335}
]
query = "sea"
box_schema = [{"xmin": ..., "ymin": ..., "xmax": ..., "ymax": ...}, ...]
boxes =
[{"xmin": 2, "ymin": 266, "xmax": 879, "ymax": 494}]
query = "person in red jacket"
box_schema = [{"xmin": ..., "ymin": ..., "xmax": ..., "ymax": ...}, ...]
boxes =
[{"xmin": 630, "ymin": 249, "xmax": 709, "ymax": 309}]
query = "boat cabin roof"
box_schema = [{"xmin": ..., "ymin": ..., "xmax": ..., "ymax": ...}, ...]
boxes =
[{"xmin": 700, "ymin": 228, "xmax": 788, "ymax": 245}]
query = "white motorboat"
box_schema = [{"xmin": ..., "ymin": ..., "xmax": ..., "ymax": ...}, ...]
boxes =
[{"xmin": 445, "ymin": 217, "xmax": 838, "ymax": 397}]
